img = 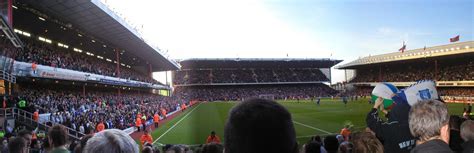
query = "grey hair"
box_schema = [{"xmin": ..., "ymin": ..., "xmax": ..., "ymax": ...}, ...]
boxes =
[
  {"xmin": 165, "ymin": 145, "xmax": 187, "ymax": 153},
  {"xmin": 460, "ymin": 120, "xmax": 474, "ymax": 141},
  {"xmin": 408, "ymin": 99, "xmax": 449, "ymax": 142},
  {"xmin": 83, "ymin": 129, "xmax": 139, "ymax": 153}
]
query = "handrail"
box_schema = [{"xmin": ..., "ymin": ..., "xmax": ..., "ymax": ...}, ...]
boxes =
[
  {"xmin": 0, "ymin": 108, "xmax": 85, "ymax": 141},
  {"xmin": 0, "ymin": 70, "xmax": 16, "ymax": 83}
]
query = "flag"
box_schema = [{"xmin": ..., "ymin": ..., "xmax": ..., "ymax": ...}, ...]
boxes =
[
  {"xmin": 450, "ymin": 35, "xmax": 460, "ymax": 42},
  {"xmin": 399, "ymin": 42, "xmax": 406, "ymax": 53}
]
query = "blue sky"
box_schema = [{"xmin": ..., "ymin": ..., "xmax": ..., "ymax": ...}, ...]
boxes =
[
  {"xmin": 105, "ymin": 0, "xmax": 473, "ymax": 84},
  {"xmin": 264, "ymin": 0, "xmax": 473, "ymax": 83},
  {"xmin": 266, "ymin": 0, "xmax": 472, "ymax": 55}
]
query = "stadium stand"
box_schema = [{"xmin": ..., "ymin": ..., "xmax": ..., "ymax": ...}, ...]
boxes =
[
  {"xmin": 174, "ymin": 68, "xmax": 329, "ymax": 84},
  {"xmin": 1, "ymin": 39, "xmax": 163, "ymax": 84},
  {"xmin": 173, "ymin": 58, "xmax": 337, "ymax": 85},
  {"xmin": 174, "ymin": 84, "xmax": 338, "ymax": 101},
  {"xmin": 173, "ymin": 58, "xmax": 341, "ymax": 101},
  {"xmin": 339, "ymin": 42, "xmax": 473, "ymax": 82},
  {"xmin": 337, "ymin": 41, "xmax": 474, "ymax": 102},
  {"xmin": 0, "ymin": 1, "xmax": 182, "ymax": 152}
]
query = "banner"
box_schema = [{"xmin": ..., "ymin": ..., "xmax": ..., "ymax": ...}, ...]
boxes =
[
  {"xmin": 38, "ymin": 113, "xmax": 51, "ymax": 124},
  {"xmin": 11, "ymin": 60, "xmax": 170, "ymax": 89}
]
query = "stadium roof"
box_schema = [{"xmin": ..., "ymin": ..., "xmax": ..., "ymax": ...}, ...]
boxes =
[
  {"xmin": 15, "ymin": 0, "xmax": 180, "ymax": 71},
  {"xmin": 178, "ymin": 58, "xmax": 342, "ymax": 69},
  {"xmin": 337, "ymin": 41, "xmax": 474, "ymax": 69}
]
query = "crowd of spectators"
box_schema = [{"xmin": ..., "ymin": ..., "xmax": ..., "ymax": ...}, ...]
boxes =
[
  {"xmin": 338, "ymin": 87, "xmax": 373, "ymax": 97},
  {"xmin": 350, "ymin": 59, "xmax": 474, "ymax": 82},
  {"xmin": 0, "ymin": 92, "xmax": 472, "ymax": 153},
  {"xmin": 173, "ymin": 84, "xmax": 338, "ymax": 101},
  {"xmin": 12, "ymin": 83, "xmax": 187, "ymax": 134},
  {"xmin": 0, "ymin": 38, "xmax": 161, "ymax": 85},
  {"xmin": 342, "ymin": 87, "xmax": 474, "ymax": 99},
  {"xmin": 439, "ymin": 88, "xmax": 474, "ymax": 97},
  {"xmin": 173, "ymin": 68, "xmax": 329, "ymax": 85}
]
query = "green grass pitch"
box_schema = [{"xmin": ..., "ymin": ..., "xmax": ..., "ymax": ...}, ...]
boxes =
[{"xmin": 146, "ymin": 98, "xmax": 465, "ymax": 147}]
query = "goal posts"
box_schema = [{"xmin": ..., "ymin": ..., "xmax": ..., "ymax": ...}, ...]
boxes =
[{"xmin": 258, "ymin": 94, "xmax": 275, "ymax": 100}]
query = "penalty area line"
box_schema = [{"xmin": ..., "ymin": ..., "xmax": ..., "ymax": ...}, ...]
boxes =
[{"xmin": 153, "ymin": 103, "xmax": 202, "ymax": 144}]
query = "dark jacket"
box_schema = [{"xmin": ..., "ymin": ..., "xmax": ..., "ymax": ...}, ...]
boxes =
[
  {"xmin": 410, "ymin": 139, "xmax": 453, "ymax": 153},
  {"xmin": 449, "ymin": 129, "xmax": 464, "ymax": 153},
  {"xmin": 366, "ymin": 102, "xmax": 416, "ymax": 153},
  {"xmin": 461, "ymin": 140, "xmax": 474, "ymax": 153}
]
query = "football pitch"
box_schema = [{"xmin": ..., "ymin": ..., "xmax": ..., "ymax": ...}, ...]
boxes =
[{"xmin": 147, "ymin": 98, "xmax": 465, "ymax": 146}]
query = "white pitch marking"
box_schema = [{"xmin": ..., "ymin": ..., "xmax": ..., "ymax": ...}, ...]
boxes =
[
  {"xmin": 153, "ymin": 103, "xmax": 202, "ymax": 144},
  {"xmin": 293, "ymin": 121, "xmax": 332, "ymax": 134}
]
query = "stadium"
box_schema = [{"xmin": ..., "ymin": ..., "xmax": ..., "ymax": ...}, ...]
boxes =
[{"xmin": 0, "ymin": 0, "xmax": 472, "ymax": 153}]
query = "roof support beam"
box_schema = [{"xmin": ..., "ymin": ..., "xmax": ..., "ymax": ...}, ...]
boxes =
[{"xmin": 115, "ymin": 48, "xmax": 120, "ymax": 77}]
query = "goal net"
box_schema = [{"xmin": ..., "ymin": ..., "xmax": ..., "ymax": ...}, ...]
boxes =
[{"xmin": 259, "ymin": 94, "xmax": 275, "ymax": 100}]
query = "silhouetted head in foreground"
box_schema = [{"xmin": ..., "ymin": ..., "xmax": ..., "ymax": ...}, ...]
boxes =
[
  {"xmin": 224, "ymin": 98, "xmax": 297, "ymax": 153},
  {"xmin": 83, "ymin": 129, "xmax": 139, "ymax": 153}
]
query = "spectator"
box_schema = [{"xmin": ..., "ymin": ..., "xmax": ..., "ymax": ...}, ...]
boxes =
[
  {"xmin": 165, "ymin": 145, "xmax": 186, "ymax": 153},
  {"xmin": 323, "ymin": 135, "xmax": 339, "ymax": 153},
  {"xmin": 73, "ymin": 134, "xmax": 93, "ymax": 153},
  {"xmin": 336, "ymin": 135, "xmax": 345, "ymax": 144},
  {"xmin": 351, "ymin": 131, "xmax": 383, "ymax": 153},
  {"xmin": 366, "ymin": 97, "xmax": 416, "ymax": 153},
  {"xmin": 224, "ymin": 98, "xmax": 297, "ymax": 153},
  {"xmin": 142, "ymin": 146, "xmax": 154, "ymax": 153},
  {"xmin": 48, "ymin": 125, "xmax": 70, "ymax": 153},
  {"xmin": 96, "ymin": 121, "xmax": 105, "ymax": 132},
  {"xmin": 83, "ymin": 129, "xmax": 139, "ymax": 153},
  {"xmin": 206, "ymin": 131, "xmax": 221, "ymax": 144},
  {"xmin": 309, "ymin": 135, "xmax": 322, "ymax": 144},
  {"xmin": 8, "ymin": 137, "xmax": 28, "ymax": 153},
  {"xmin": 201, "ymin": 143, "xmax": 224, "ymax": 153},
  {"xmin": 340, "ymin": 125, "xmax": 351, "ymax": 141},
  {"xmin": 409, "ymin": 100, "xmax": 452, "ymax": 153},
  {"xmin": 460, "ymin": 120, "xmax": 474, "ymax": 153},
  {"xmin": 338, "ymin": 141, "xmax": 353, "ymax": 153},
  {"xmin": 33, "ymin": 110, "xmax": 39, "ymax": 122},
  {"xmin": 301, "ymin": 141, "xmax": 322, "ymax": 153},
  {"xmin": 449, "ymin": 115, "xmax": 464, "ymax": 152},
  {"xmin": 2, "ymin": 139, "xmax": 8, "ymax": 153},
  {"xmin": 17, "ymin": 130, "xmax": 32, "ymax": 148}
]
